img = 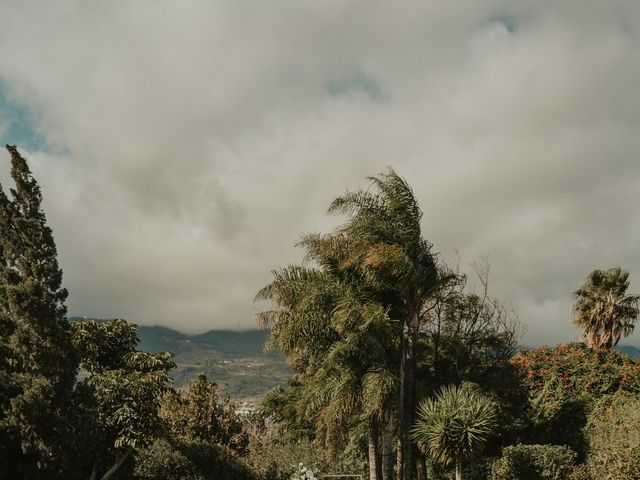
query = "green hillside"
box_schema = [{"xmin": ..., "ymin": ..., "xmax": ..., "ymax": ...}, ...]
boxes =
[{"xmin": 69, "ymin": 319, "xmax": 290, "ymax": 403}]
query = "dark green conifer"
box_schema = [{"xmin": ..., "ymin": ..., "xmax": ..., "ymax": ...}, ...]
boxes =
[{"xmin": 0, "ymin": 145, "xmax": 78, "ymax": 477}]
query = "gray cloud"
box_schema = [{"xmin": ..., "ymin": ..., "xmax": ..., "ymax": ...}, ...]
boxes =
[{"xmin": 0, "ymin": 1, "xmax": 639, "ymax": 345}]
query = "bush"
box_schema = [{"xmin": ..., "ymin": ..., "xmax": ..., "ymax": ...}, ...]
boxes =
[
  {"xmin": 511, "ymin": 343, "xmax": 640, "ymax": 456},
  {"xmin": 134, "ymin": 440, "xmax": 202, "ymax": 480},
  {"xmin": 490, "ymin": 444, "xmax": 576, "ymax": 480},
  {"xmin": 567, "ymin": 464, "xmax": 593, "ymax": 480},
  {"xmin": 582, "ymin": 393, "xmax": 640, "ymax": 479},
  {"xmin": 134, "ymin": 439, "xmax": 256, "ymax": 480},
  {"xmin": 511, "ymin": 343, "xmax": 640, "ymax": 396}
]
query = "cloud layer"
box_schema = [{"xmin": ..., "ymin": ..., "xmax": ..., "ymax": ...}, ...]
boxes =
[{"xmin": 0, "ymin": 1, "xmax": 639, "ymax": 344}]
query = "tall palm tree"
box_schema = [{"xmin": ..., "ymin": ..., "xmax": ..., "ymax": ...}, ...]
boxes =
[
  {"xmin": 573, "ymin": 267, "xmax": 640, "ymax": 350},
  {"xmin": 412, "ymin": 384, "xmax": 497, "ymax": 480},
  {"xmin": 256, "ymin": 235, "xmax": 398, "ymax": 480},
  {"xmin": 257, "ymin": 169, "xmax": 438, "ymax": 480},
  {"xmin": 328, "ymin": 169, "xmax": 439, "ymax": 480},
  {"xmin": 302, "ymin": 315, "xmax": 396, "ymax": 480}
]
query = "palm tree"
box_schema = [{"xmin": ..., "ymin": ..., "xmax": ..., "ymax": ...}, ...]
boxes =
[
  {"xmin": 257, "ymin": 169, "xmax": 438, "ymax": 480},
  {"xmin": 573, "ymin": 267, "xmax": 640, "ymax": 350},
  {"xmin": 412, "ymin": 384, "xmax": 497, "ymax": 480},
  {"xmin": 328, "ymin": 169, "xmax": 439, "ymax": 480},
  {"xmin": 256, "ymin": 235, "xmax": 397, "ymax": 480},
  {"xmin": 303, "ymin": 290, "xmax": 397, "ymax": 480}
]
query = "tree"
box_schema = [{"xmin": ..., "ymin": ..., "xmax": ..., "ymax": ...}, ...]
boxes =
[
  {"xmin": 423, "ymin": 258, "xmax": 521, "ymax": 387},
  {"xmin": 573, "ymin": 267, "xmax": 640, "ymax": 350},
  {"xmin": 257, "ymin": 169, "xmax": 439, "ymax": 480},
  {"xmin": 134, "ymin": 374, "xmax": 255, "ymax": 480},
  {"xmin": 328, "ymin": 169, "xmax": 439, "ymax": 480},
  {"xmin": 417, "ymin": 259, "xmax": 526, "ymax": 458},
  {"xmin": 0, "ymin": 145, "xmax": 79, "ymax": 477},
  {"xmin": 256, "ymin": 238, "xmax": 397, "ymax": 480},
  {"xmin": 70, "ymin": 318, "xmax": 175, "ymax": 480},
  {"xmin": 300, "ymin": 292, "xmax": 397, "ymax": 480},
  {"xmin": 159, "ymin": 374, "xmax": 249, "ymax": 455},
  {"xmin": 412, "ymin": 384, "xmax": 497, "ymax": 480}
]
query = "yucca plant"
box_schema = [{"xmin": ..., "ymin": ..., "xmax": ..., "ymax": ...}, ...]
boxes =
[{"xmin": 412, "ymin": 384, "xmax": 497, "ymax": 480}]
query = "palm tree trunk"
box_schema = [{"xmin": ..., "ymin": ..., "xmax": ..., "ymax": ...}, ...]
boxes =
[
  {"xmin": 382, "ymin": 410, "xmax": 395, "ymax": 480},
  {"xmin": 455, "ymin": 460, "xmax": 462, "ymax": 480},
  {"xmin": 416, "ymin": 455, "xmax": 427, "ymax": 480},
  {"xmin": 402, "ymin": 310, "xmax": 419, "ymax": 480},
  {"xmin": 397, "ymin": 318, "xmax": 407, "ymax": 480},
  {"xmin": 368, "ymin": 417, "xmax": 383, "ymax": 480}
]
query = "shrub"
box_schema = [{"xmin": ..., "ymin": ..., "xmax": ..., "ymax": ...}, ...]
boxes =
[
  {"xmin": 134, "ymin": 439, "xmax": 256, "ymax": 480},
  {"xmin": 567, "ymin": 464, "xmax": 593, "ymax": 480},
  {"xmin": 511, "ymin": 343, "xmax": 640, "ymax": 396},
  {"xmin": 582, "ymin": 393, "xmax": 640, "ymax": 479},
  {"xmin": 490, "ymin": 444, "xmax": 576, "ymax": 480},
  {"xmin": 134, "ymin": 440, "xmax": 202, "ymax": 480},
  {"xmin": 511, "ymin": 343, "xmax": 640, "ymax": 456}
]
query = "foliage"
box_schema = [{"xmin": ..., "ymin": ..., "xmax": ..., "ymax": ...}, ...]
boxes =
[
  {"xmin": 573, "ymin": 267, "xmax": 640, "ymax": 349},
  {"xmin": 581, "ymin": 392, "xmax": 640, "ymax": 479},
  {"xmin": 134, "ymin": 374, "xmax": 257, "ymax": 480},
  {"xmin": 412, "ymin": 384, "xmax": 497, "ymax": 479},
  {"xmin": 255, "ymin": 209, "xmax": 400, "ymax": 479},
  {"xmin": 133, "ymin": 439, "xmax": 202, "ymax": 480},
  {"xmin": 159, "ymin": 374, "xmax": 248, "ymax": 455},
  {"xmin": 0, "ymin": 145, "xmax": 79, "ymax": 477},
  {"xmin": 134, "ymin": 439, "xmax": 255, "ymax": 480},
  {"xmin": 71, "ymin": 318, "xmax": 175, "ymax": 479},
  {"xmin": 512, "ymin": 343, "xmax": 640, "ymax": 392},
  {"xmin": 328, "ymin": 169, "xmax": 439, "ymax": 480},
  {"xmin": 261, "ymin": 379, "xmax": 316, "ymax": 442},
  {"xmin": 490, "ymin": 444, "xmax": 576, "ymax": 480},
  {"xmin": 418, "ymin": 259, "xmax": 527, "ymax": 450},
  {"xmin": 511, "ymin": 343, "xmax": 640, "ymax": 454},
  {"xmin": 423, "ymin": 259, "xmax": 521, "ymax": 387},
  {"xmin": 257, "ymin": 169, "xmax": 439, "ymax": 480},
  {"xmin": 247, "ymin": 421, "xmax": 365, "ymax": 480},
  {"xmin": 423, "ymin": 455, "xmax": 497, "ymax": 480}
]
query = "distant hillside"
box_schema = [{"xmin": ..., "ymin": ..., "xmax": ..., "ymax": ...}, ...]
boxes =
[
  {"xmin": 68, "ymin": 319, "xmax": 290, "ymax": 403},
  {"xmin": 70, "ymin": 318, "xmax": 640, "ymax": 402},
  {"xmin": 136, "ymin": 325, "xmax": 190, "ymax": 353},
  {"xmin": 616, "ymin": 344, "xmax": 640, "ymax": 358}
]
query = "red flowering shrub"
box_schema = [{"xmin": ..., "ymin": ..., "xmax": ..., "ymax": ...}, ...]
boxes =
[
  {"xmin": 511, "ymin": 343, "xmax": 640, "ymax": 396},
  {"xmin": 509, "ymin": 343, "xmax": 640, "ymax": 458}
]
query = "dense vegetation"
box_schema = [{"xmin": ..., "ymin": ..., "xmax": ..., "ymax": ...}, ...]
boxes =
[{"xmin": 1, "ymin": 146, "xmax": 640, "ymax": 479}]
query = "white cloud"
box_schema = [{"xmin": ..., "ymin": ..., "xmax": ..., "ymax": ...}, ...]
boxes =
[{"xmin": 0, "ymin": 1, "xmax": 639, "ymax": 344}]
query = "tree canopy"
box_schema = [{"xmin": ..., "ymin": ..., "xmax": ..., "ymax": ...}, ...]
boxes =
[
  {"xmin": 573, "ymin": 267, "xmax": 640, "ymax": 349},
  {"xmin": 0, "ymin": 145, "xmax": 79, "ymax": 478}
]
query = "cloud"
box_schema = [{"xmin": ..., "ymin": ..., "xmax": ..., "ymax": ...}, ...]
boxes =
[{"xmin": 0, "ymin": 1, "xmax": 639, "ymax": 344}]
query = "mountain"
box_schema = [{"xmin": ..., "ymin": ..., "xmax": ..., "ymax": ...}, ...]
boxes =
[
  {"xmin": 616, "ymin": 344, "xmax": 640, "ymax": 358},
  {"xmin": 69, "ymin": 319, "xmax": 290, "ymax": 403},
  {"xmin": 136, "ymin": 325, "xmax": 189, "ymax": 353}
]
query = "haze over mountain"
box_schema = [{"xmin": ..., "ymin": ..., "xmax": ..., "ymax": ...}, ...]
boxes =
[{"xmin": 2, "ymin": 2, "xmax": 640, "ymax": 347}]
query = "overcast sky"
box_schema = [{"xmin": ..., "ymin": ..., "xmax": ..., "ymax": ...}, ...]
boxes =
[{"xmin": 0, "ymin": 1, "xmax": 639, "ymax": 345}]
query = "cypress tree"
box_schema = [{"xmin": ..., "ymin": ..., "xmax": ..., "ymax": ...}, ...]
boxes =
[{"xmin": 0, "ymin": 145, "xmax": 78, "ymax": 477}]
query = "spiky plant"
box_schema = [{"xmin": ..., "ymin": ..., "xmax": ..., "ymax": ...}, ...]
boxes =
[
  {"xmin": 573, "ymin": 267, "xmax": 640, "ymax": 350},
  {"xmin": 412, "ymin": 384, "xmax": 497, "ymax": 480}
]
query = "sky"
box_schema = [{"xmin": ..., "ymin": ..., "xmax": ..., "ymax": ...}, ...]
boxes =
[{"xmin": 0, "ymin": 1, "xmax": 639, "ymax": 345}]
